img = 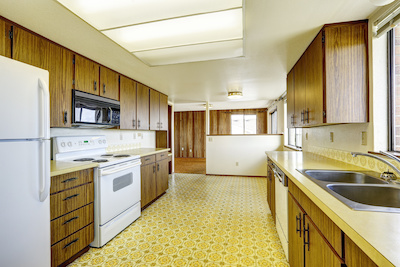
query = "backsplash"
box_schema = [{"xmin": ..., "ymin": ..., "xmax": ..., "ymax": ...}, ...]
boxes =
[{"xmin": 50, "ymin": 128, "xmax": 155, "ymax": 152}]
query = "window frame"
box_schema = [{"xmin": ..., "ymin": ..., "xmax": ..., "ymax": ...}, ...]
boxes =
[{"xmin": 388, "ymin": 29, "xmax": 397, "ymax": 152}]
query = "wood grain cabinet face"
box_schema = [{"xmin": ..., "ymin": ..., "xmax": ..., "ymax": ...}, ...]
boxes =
[
  {"xmin": 288, "ymin": 193, "xmax": 304, "ymax": 267},
  {"xmin": 156, "ymin": 158, "xmax": 169, "ymax": 197},
  {"xmin": 120, "ymin": 76, "xmax": 137, "ymax": 129},
  {"xmin": 141, "ymin": 162, "xmax": 157, "ymax": 208},
  {"xmin": 99, "ymin": 66, "xmax": 119, "ymax": 100},
  {"xmin": 137, "ymin": 83, "xmax": 150, "ymax": 130},
  {"xmin": 150, "ymin": 88, "xmax": 160, "ymax": 130},
  {"xmin": 159, "ymin": 93, "xmax": 168, "ymax": 130},
  {"xmin": 0, "ymin": 19, "xmax": 12, "ymax": 58},
  {"xmin": 287, "ymin": 69, "xmax": 295, "ymax": 128},
  {"xmin": 266, "ymin": 161, "xmax": 276, "ymax": 222},
  {"xmin": 74, "ymin": 54, "xmax": 100, "ymax": 95},
  {"xmin": 344, "ymin": 234, "xmax": 378, "ymax": 267}
]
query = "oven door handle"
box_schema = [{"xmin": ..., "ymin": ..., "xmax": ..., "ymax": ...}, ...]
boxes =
[{"xmin": 100, "ymin": 161, "xmax": 141, "ymax": 176}]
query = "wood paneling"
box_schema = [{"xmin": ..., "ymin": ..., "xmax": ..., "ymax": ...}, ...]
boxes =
[
  {"xmin": 137, "ymin": 83, "xmax": 150, "ymax": 130},
  {"xmin": 120, "ymin": 76, "xmax": 137, "ymax": 129},
  {"xmin": 180, "ymin": 112, "xmax": 188, "ymax": 157},
  {"xmin": 50, "ymin": 169, "xmax": 93, "ymax": 194},
  {"xmin": 159, "ymin": 93, "xmax": 168, "ymax": 130},
  {"xmin": 99, "ymin": 66, "xmax": 119, "ymax": 100},
  {"xmin": 256, "ymin": 109, "xmax": 268, "ymax": 134},
  {"xmin": 187, "ymin": 111, "xmax": 194, "ymax": 157},
  {"xmin": 174, "ymin": 112, "xmax": 181, "ymax": 157},
  {"xmin": 325, "ymin": 22, "xmax": 368, "ymax": 123},
  {"xmin": 287, "ymin": 69, "xmax": 295, "ymax": 127},
  {"xmin": 0, "ymin": 19, "xmax": 11, "ymax": 58},
  {"xmin": 344, "ymin": 234, "xmax": 378, "ymax": 267},
  {"xmin": 156, "ymin": 159, "xmax": 169, "ymax": 197},
  {"xmin": 218, "ymin": 110, "xmax": 231, "ymax": 134},
  {"xmin": 149, "ymin": 88, "xmax": 160, "ymax": 130},
  {"xmin": 74, "ymin": 54, "xmax": 99, "ymax": 95},
  {"xmin": 193, "ymin": 111, "xmax": 206, "ymax": 158},
  {"xmin": 141, "ymin": 162, "xmax": 156, "ymax": 208}
]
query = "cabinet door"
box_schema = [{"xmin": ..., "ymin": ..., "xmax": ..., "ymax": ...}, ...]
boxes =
[
  {"xmin": 120, "ymin": 76, "xmax": 137, "ymax": 129},
  {"xmin": 47, "ymin": 43, "xmax": 74, "ymax": 127},
  {"xmin": 288, "ymin": 193, "xmax": 304, "ymax": 267},
  {"xmin": 99, "ymin": 66, "xmax": 119, "ymax": 100},
  {"xmin": 305, "ymin": 31, "xmax": 323, "ymax": 126},
  {"xmin": 137, "ymin": 83, "xmax": 150, "ymax": 130},
  {"xmin": 141, "ymin": 163, "xmax": 156, "ymax": 208},
  {"xmin": 344, "ymin": 234, "xmax": 378, "ymax": 267},
  {"xmin": 294, "ymin": 55, "xmax": 306, "ymax": 127},
  {"xmin": 149, "ymin": 88, "xmax": 160, "ymax": 130},
  {"xmin": 13, "ymin": 27, "xmax": 48, "ymax": 69},
  {"xmin": 0, "ymin": 19, "xmax": 12, "ymax": 58},
  {"xmin": 287, "ymin": 69, "xmax": 295, "ymax": 128},
  {"xmin": 74, "ymin": 54, "xmax": 99, "ymax": 95},
  {"xmin": 156, "ymin": 159, "xmax": 169, "ymax": 197},
  {"xmin": 304, "ymin": 215, "xmax": 343, "ymax": 267},
  {"xmin": 159, "ymin": 93, "xmax": 168, "ymax": 130}
]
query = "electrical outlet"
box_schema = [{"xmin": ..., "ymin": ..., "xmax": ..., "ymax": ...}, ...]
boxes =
[
  {"xmin": 361, "ymin": 131, "xmax": 367, "ymax": 146},
  {"xmin": 330, "ymin": 132, "xmax": 334, "ymax": 142},
  {"xmin": 236, "ymin": 162, "xmax": 239, "ymax": 166},
  {"xmin": 190, "ymin": 149, "xmax": 192, "ymax": 153},
  {"xmin": 305, "ymin": 132, "xmax": 308, "ymax": 140}
]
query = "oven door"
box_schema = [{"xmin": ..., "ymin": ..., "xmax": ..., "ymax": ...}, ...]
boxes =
[{"xmin": 97, "ymin": 160, "xmax": 141, "ymax": 225}]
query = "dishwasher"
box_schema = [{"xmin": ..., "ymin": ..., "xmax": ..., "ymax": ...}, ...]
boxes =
[{"xmin": 273, "ymin": 163, "xmax": 289, "ymax": 260}]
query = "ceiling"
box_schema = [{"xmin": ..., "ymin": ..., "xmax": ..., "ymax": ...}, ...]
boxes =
[{"xmin": 0, "ymin": 0, "xmax": 378, "ymax": 110}]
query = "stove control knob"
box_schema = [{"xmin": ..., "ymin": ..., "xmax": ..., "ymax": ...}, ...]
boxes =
[
  {"xmin": 61, "ymin": 142, "xmax": 65, "ymax": 147},
  {"xmin": 98, "ymin": 140, "xmax": 102, "ymax": 144},
  {"xmin": 68, "ymin": 142, "xmax": 72, "ymax": 147}
]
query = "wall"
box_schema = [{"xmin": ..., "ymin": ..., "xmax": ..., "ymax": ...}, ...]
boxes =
[
  {"xmin": 50, "ymin": 128, "xmax": 155, "ymax": 152},
  {"xmin": 206, "ymin": 135, "xmax": 283, "ymax": 176}
]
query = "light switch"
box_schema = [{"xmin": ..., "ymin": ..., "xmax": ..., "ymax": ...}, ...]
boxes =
[
  {"xmin": 330, "ymin": 132, "xmax": 334, "ymax": 142},
  {"xmin": 361, "ymin": 131, "xmax": 367, "ymax": 146}
]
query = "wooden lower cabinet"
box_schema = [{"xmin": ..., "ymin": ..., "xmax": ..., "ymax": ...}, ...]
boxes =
[
  {"xmin": 344, "ymin": 235, "xmax": 378, "ymax": 267},
  {"xmin": 266, "ymin": 161, "xmax": 275, "ymax": 221},
  {"xmin": 50, "ymin": 168, "xmax": 94, "ymax": 267},
  {"xmin": 141, "ymin": 152, "xmax": 169, "ymax": 208},
  {"xmin": 288, "ymin": 193, "xmax": 304, "ymax": 267}
]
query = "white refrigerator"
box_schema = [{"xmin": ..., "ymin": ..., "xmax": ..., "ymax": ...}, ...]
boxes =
[{"xmin": 0, "ymin": 55, "xmax": 51, "ymax": 267}]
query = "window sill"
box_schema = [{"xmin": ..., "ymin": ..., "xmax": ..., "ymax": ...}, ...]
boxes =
[{"xmin": 284, "ymin": 145, "xmax": 302, "ymax": 151}]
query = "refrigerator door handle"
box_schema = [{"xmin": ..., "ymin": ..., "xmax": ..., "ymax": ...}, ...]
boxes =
[
  {"xmin": 39, "ymin": 140, "xmax": 50, "ymax": 202},
  {"xmin": 38, "ymin": 78, "xmax": 50, "ymax": 139}
]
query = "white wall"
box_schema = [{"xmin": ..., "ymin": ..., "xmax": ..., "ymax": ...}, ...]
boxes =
[{"xmin": 206, "ymin": 135, "xmax": 283, "ymax": 176}]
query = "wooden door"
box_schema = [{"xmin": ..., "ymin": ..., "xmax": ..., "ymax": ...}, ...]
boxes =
[
  {"xmin": 294, "ymin": 55, "xmax": 306, "ymax": 127},
  {"xmin": 74, "ymin": 54, "xmax": 99, "ymax": 95},
  {"xmin": 193, "ymin": 111, "xmax": 205, "ymax": 158},
  {"xmin": 304, "ymin": 215, "xmax": 343, "ymax": 267},
  {"xmin": 149, "ymin": 89, "xmax": 160, "ymax": 130},
  {"xmin": 288, "ymin": 193, "xmax": 304, "ymax": 267},
  {"xmin": 99, "ymin": 66, "xmax": 119, "ymax": 100},
  {"xmin": 305, "ymin": 31, "xmax": 323, "ymax": 126},
  {"xmin": 47, "ymin": 43, "xmax": 74, "ymax": 127},
  {"xmin": 156, "ymin": 159, "xmax": 169, "ymax": 197},
  {"xmin": 174, "ymin": 112, "xmax": 181, "ymax": 157},
  {"xmin": 141, "ymin": 163, "xmax": 156, "ymax": 208},
  {"xmin": 136, "ymin": 83, "xmax": 150, "ymax": 130},
  {"xmin": 13, "ymin": 27, "xmax": 48, "ymax": 69},
  {"xmin": 287, "ymin": 69, "xmax": 295, "ymax": 128},
  {"xmin": 0, "ymin": 19, "xmax": 12, "ymax": 58},
  {"xmin": 120, "ymin": 76, "xmax": 137, "ymax": 129},
  {"xmin": 324, "ymin": 22, "xmax": 368, "ymax": 123},
  {"xmin": 159, "ymin": 93, "xmax": 168, "ymax": 130}
]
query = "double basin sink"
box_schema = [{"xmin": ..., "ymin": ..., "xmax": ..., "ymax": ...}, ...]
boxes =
[{"xmin": 297, "ymin": 169, "xmax": 400, "ymax": 213}]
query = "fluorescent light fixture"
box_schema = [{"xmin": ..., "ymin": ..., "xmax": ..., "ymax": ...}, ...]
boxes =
[{"xmin": 228, "ymin": 91, "xmax": 243, "ymax": 99}]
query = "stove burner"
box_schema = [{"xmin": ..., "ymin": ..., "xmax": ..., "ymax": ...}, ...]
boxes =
[
  {"xmin": 114, "ymin": 154, "xmax": 130, "ymax": 158},
  {"xmin": 93, "ymin": 159, "xmax": 109, "ymax": 163},
  {"xmin": 101, "ymin": 154, "xmax": 114, "ymax": 157},
  {"xmin": 73, "ymin": 158, "xmax": 95, "ymax": 162}
]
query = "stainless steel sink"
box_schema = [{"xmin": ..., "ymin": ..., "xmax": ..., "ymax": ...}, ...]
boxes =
[{"xmin": 302, "ymin": 170, "xmax": 387, "ymax": 184}]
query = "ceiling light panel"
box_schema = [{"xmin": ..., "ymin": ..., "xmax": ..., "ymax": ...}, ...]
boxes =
[
  {"xmin": 134, "ymin": 40, "xmax": 243, "ymax": 66},
  {"xmin": 102, "ymin": 9, "xmax": 243, "ymax": 52},
  {"xmin": 56, "ymin": 0, "xmax": 242, "ymax": 30}
]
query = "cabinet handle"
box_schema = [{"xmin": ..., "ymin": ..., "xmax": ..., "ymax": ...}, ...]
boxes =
[
  {"xmin": 303, "ymin": 223, "xmax": 310, "ymax": 251},
  {"xmin": 63, "ymin": 216, "xmax": 79, "ymax": 225},
  {"xmin": 103, "ymin": 83, "xmax": 106, "ymax": 94},
  {"xmin": 94, "ymin": 81, "xmax": 97, "ymax": 91},
  {"xmin": 153, "ymin": 165, "xmax": 155, "ymax": 173},
  {"xmin": 63, "ymin": 238, "xmax": 79, "ymax": 249},
  {"xmin": 296, "ymin": 213, "xmax": 302, "ymax": 236},
  {"xmin": 138, "ymin": 120, "xmax": 141, "ymax": 128},
  {"xmin": 291, "ymin": 115, "xmax": 294, "ymax": 126},
  {"xmin": 306, "ymin": 108, "xmax": 309, "ymax": 123},
  {"xmin": 157, "ymin": 163, "xmax": 160, "ymax": 171},
  {"xmin": 160, "ymin": 122, "xmax": 162, "ymax": 129},
  {"xmin": 133, "ymin": 119, "xmax": 136, "ymax": 128},
  {"xmin": 145, "ymin": 158, "xmax": 151, "ymax": 161},
  {"xmin": 61, "ymin": 177, "xmax": 78, "ymax": 183},
  {"xmin": 63, "ymin": 111, "xmax": 68, "ymax": 125},
  {"xmin": 63, "ymin": 194, "xmax": 79, "ymax": 201}
]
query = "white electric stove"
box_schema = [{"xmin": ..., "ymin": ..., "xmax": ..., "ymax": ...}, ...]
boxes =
[{"xmin": 52, "ymin": 135, "xmax": 142, "ymax": 247}]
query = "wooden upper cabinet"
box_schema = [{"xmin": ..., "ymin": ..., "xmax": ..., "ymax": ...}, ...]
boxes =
[
  {"xmin": 0, "ymin": 19, "xmax": 12, "ymax": 58},
  {"xmin": 99, "ymin": 66, "xmax": 119, "ymax": 100},
  {"xmin": 293, "ymin": 55, "xmax": 306, "ymax": 127},
  {"xmin": 287, "ymin": 69, "xmax": 295, "ymax": 128},
  {"xmin": 159, "ymin": 93, "xmax": 168, "ymax": 131},
  {"xmin": 137, "ymin": 83, "xmax": 150, "ymax": 130},
  {"xmin": 74, "ymin": 54, "xmax": 100, "ymax": 95},
  {"xmin": 149, "ymin": 88, "xmax": 160, "ymax": 130},
  {"xmin": 120, "ymin": 76, "xmax": 137, "ymax": 130}
]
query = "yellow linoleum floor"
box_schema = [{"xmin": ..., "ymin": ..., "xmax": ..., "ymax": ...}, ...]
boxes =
[{"xmin": 70, "ymin": 174, "xmax": 289, "ymax": 266}]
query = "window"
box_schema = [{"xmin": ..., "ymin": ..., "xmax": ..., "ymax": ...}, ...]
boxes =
[
  {"xmin": 288, "ymin": 128, "xmax": 302, "ymax": 148},
  {"xmin": 389, "ymin": 28, "xmax": 400, "ymax": 151},
  {"xmin": 270, "ymin": 110, "xmax": 277, "ymax": 134},
  {"xmin": 231, "ymin": 114, "xmax": 257, "ymax": 134}
]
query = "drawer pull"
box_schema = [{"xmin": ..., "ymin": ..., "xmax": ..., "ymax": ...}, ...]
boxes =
[
  {"xmin": 63, "ymin": 216, "xmax": 79, "ymax": 225},
  {"xmin": 145, "ymin": 158, "xmax": 151, "ymax": 161},
  {"xmin": 62, "ymin": 177, "xmax": 78, "ymax": 183},
  {"xmin": 63, "ymin": 194, "xmax": 79, "ymax": 201},
  {"xmin": 63, "ymin": 238, "xmax": 79, "ymax": 249}
]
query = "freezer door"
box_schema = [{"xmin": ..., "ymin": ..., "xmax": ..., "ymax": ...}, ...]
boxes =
[
  {"xmin": 0, "ymin": 141, "xmax": 51, "ymax": 267},
  {"xmin": 0, "ymin": 55, "xmax": 49, "ymax": 139}
]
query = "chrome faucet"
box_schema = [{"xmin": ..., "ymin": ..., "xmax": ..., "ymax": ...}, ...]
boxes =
[{"xmin": 351, "ymin": 151, "xmax": 400, "ymax": 182}]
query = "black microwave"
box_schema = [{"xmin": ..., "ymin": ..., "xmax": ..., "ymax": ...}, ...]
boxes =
[{"xmin": 72, "ymin": 90, "xmax": 120, "ymax": 128}]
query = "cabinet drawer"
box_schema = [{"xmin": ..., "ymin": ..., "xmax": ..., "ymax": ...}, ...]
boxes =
[
  {"xmin": 141, "ymin": 155, "xmax": 156, "ymax": 165},
  {"xmin": 50, "ymin": 183, "xmax": 94, "ymax": 220},
  {"xmin": 51, "ymin": 204, "xmax": 94, "ymax": 245},
  {"xmin": 51, "ymin": 223, "xmax": 94, "ymax": 267},
  {"xmin": 51, "ymin": 169, "xmax": 93, "ymax": 194},
  {"xmin": 156, "ymin": 152, "xmax": 168, "ymax": 161}
]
